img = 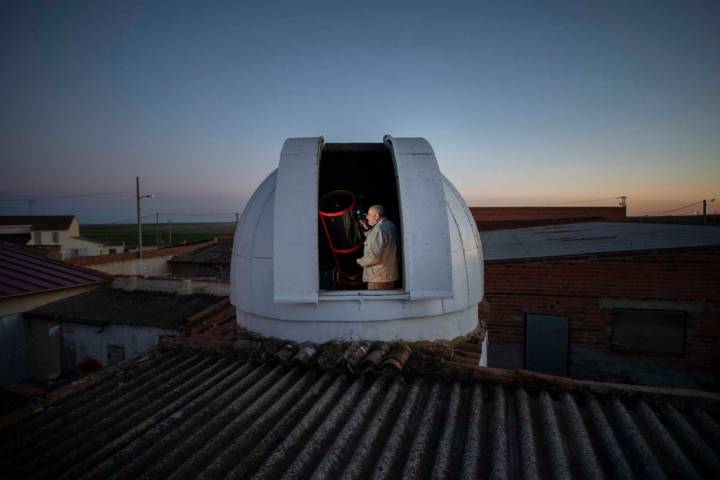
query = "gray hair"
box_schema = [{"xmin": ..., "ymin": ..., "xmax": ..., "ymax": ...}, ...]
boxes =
[{"xmin": 369, "ymin": 204, "xmax": 385, "ymax": 217}]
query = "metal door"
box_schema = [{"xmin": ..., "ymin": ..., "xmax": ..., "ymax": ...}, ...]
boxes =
[{"xmin": 525, "ymin": 314, "xmax": 569, "ymax": 376}]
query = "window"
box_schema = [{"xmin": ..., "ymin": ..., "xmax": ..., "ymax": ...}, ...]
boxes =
[
  {"xmin": 612, "ymin": 309, "xmax": 685, "ymax": 357},
  {"xmin": 70, "ymin": 248, "xmax": 88, "ymax": 257},
  {"xmin": 108, "ymin": 248, "xmax": 117, "ymax": 254},
  {"xmin": 52, "ymin": 231, "xmax": 59, "ymax": 243},
  {"xmin": 33, "ymin": 231, "xmax": 42, "ymax": 244},
  {"xmin": 107, "ymin": 345, "xmax": 126, "ymax": 365}
]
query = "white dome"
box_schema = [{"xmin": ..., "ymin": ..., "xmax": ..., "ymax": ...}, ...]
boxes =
[{"xmin": 231, "ymin": 136, "xmax": 483, "ymax": 342}]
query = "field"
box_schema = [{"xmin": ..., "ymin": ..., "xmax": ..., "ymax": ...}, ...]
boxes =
[{"xmin": 80, "ymin": 222, "xmax": 236, "ymax": 250}]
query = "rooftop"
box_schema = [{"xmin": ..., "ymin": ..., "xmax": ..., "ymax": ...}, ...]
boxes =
[
  {"xmin": 169, "ymin": 240, "xmax": 232, "ymax": 265},
  {"xmin": 1, "ymin": 343, "xmax": 718, "ymax": 479},
  {"xmin": 481, "ymin": 221, "xmax": 720, "ymax": 261},
  {"xmin": 0, "ymin": 243, "xmax": 110, "ymax": 300},
  {"xmin": 66, "ymin": 239, "xmax": 215, "ymax": 266},
  {"xmin": 26, "ymin": 287, "xmax": 225, "ymax": 330},
  {"xmin": 0, "ymin": 215, "xmax": 75, "ymax": 231}
]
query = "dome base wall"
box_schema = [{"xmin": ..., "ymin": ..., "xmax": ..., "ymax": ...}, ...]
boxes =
[{"xmin": 236, "ymin": 306, "xmax": 479, "ymax": 343}]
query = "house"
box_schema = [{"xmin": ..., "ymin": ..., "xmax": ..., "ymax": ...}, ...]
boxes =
[
  {"xmin": 168, "ymin": 239, "xmax": 232, "ymax": 279},
  {"xmin": 0, "ymin": 242, "xmax": 110, "ymax": 384},
  {"xmin": 23, "ymin": 287, "xmax": 228, "ymax": 380},
  {"xmin": 481, "ymin": 221, "xmax": 720, "ymax": 391},
  {"xmin": 0, "ymin": 324, "xmax": 717, "ymax": 478},
  {"xmin": 0, "ymin": 215, "xmax": 124, "ymax": 259}
]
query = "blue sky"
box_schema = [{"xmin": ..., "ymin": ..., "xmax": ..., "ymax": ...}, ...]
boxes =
[{"xmin": 1, "ymin": 0, "xmax": 718, "ymax": 222}]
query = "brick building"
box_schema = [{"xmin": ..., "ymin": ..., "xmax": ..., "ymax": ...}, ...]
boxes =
[
  {"xmin": 471, "ymin": 206, "xmax": 626, "ymax": 231},
  {"xmin": 481, "ymin": 221, "xmax": 720, "ymax": 391}
]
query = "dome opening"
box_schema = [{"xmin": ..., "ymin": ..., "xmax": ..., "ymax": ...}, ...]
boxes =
[{"xmin": 318, "ymin": 143, "xmax": 404, "ymax": 291}]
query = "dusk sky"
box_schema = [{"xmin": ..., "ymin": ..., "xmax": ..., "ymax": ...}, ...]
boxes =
[{"xmin": 1, "ymin": 0, "xmax": 718, "ymax": 223}]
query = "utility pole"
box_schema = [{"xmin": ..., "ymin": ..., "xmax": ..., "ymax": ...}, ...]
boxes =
[
  {"xmin": 235, "ymin": 212, "xmax": 240, "ymax": 226},
  {"xmin": 704, "ymin": 198, "xmax": 716, "ymax": 225},
  {"xmin": 168, "ymin": 219, "xmax": 173, "ymax": 244},
  {"xmin": 156, "ymin": 212, "xmax": 160, "ymax": 246},
  {"xmin": 618, "ymin": 196, "xmax": 627, "ymax": 208},
  {"xmin": 136, "ymin": 177, "xmax": 143, "ymax": 259}
]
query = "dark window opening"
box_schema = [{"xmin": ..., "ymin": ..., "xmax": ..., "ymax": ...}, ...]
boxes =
[
  {"xmin": 525, "ymin": 314, "xmax": 569, "ymax": 376},
  {"xmin": 612, "ymin": 309, "xmax": 685, "ymax": 357},
  {"xmin": 107, "ymin": 344, "xmax": 126, "ymax": 365},
  {"xmin": 318, "ymin": 143, "xmax": 403, "ymax": 291}
]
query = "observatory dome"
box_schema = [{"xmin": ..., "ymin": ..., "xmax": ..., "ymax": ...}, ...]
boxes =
[{"xmin": 231, "ymin": 136, "xmax": 483, "ymax": 342}]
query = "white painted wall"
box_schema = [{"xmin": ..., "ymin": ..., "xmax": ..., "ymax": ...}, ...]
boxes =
[
  {"xmin": 112, "ymin": 276, "xmax": 230, "ymax": 296},
  {"xmin": 62, "ymin": 322, "xmax": 178, "ymax": 367},
  {"xmin": 88, "ymin": 255, "xmax": 172, "ymax": 276}
]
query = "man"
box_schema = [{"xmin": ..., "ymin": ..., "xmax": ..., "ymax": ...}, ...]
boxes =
[{"xmin": 356, "ymin": 204, "xmax": 399, "ymax": 290}]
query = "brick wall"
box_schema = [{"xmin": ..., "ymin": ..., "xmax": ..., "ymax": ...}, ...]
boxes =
[
  {"xmin": 483, "ymin": 247, "xmax": 720, "ymax": 370},
  {"xmin": 471, "ymin": 206, "xmax": 626, "ymax": 231}
]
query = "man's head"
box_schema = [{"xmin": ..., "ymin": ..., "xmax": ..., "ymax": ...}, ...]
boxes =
[{"xmin": 367, "ymin": 204, "xmax": 385, "ymax": 226}]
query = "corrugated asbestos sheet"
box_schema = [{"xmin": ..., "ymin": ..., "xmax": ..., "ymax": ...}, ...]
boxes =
[
  {"xmin": 1, "ymin": 348, "xmax": 719, "ymax": 479},
  {"xmin": 0, "ymin": 243, "xmax": 109, "ymax": 299}
]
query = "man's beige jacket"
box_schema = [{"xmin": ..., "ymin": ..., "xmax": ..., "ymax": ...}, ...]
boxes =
[{"xmin": 356, "ymin": 217, "xmax": 400, "ymax": 283}]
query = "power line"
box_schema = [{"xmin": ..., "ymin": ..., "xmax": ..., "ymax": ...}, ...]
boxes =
[
  {"xmin": 0, "ymin": 191, "xmax": 133, "ymax": 202},
  {"xmin": 554, "ymin": 196, "xmax": 621, "ymax": 205},
  {"xmin": 647, "ymin": 201, "xmax": 703, "ymax": 216},
  {"xmin": 159, "ymin": 212, "xmax": 238, "ymax": 217}
]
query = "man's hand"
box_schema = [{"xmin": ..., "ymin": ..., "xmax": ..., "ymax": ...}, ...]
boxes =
[{"xmin": 358, "ymin": 218, "xmax": 369, "ymax": 230}]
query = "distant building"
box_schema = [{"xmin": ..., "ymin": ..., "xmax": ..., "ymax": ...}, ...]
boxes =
[
  {"xmin": 0, "ymin": 242, "xmax": 110, "ymax": 384},
  {"xmin": 0, "ymin": 215, "xmax": 124, "ymax": 259},
  {"xmin": 23, "ymin": 287, "xmax": 227, "ymax": 382},
  {"xmin": 481, "ymin": 221, "xmax": 720, "ymax": 391},
  {"xmin": 168, "ymin": 239, "xmax": 232, "ymax": 279},
  {"xmin": 471, "ymin": 206, "xmax": 626, "ymax": 231}
]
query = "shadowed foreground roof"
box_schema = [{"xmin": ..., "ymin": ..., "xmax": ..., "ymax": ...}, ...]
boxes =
[
  {"xmin": 27, "ymin": 287, "xmax": 224, "ymax": 330},
  {"xmin": 1, "ymin": 347, "xmax": 719, "ymax": 479}
]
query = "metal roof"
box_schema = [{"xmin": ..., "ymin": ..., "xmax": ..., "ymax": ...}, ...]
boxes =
[
  {"xmin": 0, "ymin": 215, "xmax": 75, "ymax": 231},
  {"xmin": 0, "ymin": 243, "xmax": 109, "ymax": 299},
  {"xmin": 1, "ymin": 346, "xmax": 718, "ymax": 479},
  {"xmin": 27, "ymin": 287, "xmax": 224, "ymax": 330},
  {"xmin": 481, "ymin": 221, "xmax": 720, "ymax": 261}
]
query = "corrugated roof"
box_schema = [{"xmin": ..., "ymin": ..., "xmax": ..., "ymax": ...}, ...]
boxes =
[
  {"xmin": 0, "ymin": 243, "xmax": 110, "ymax": 299},
  {"xmin": 1, "ymin": 346, "xmax": 718, "ymax": 479},
  {"xmin": 0, "ymin": 216, "xmax": 75, "ymax": 231},
  {"xmin": 26, "ymin": 287, "xmax": 225, "ymax": 330},
  {"xmin": 169, "ymin": 240, "xmax": 232, "ymax": 265},
  {"xmin": 482, "ymin": 221, "xmax": 720, "ymax": 261}
]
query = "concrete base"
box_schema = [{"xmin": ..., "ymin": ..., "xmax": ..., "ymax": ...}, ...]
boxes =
[{"xmin": 236, "ymin": 306, "xmax": 479, "ymax": 343}]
